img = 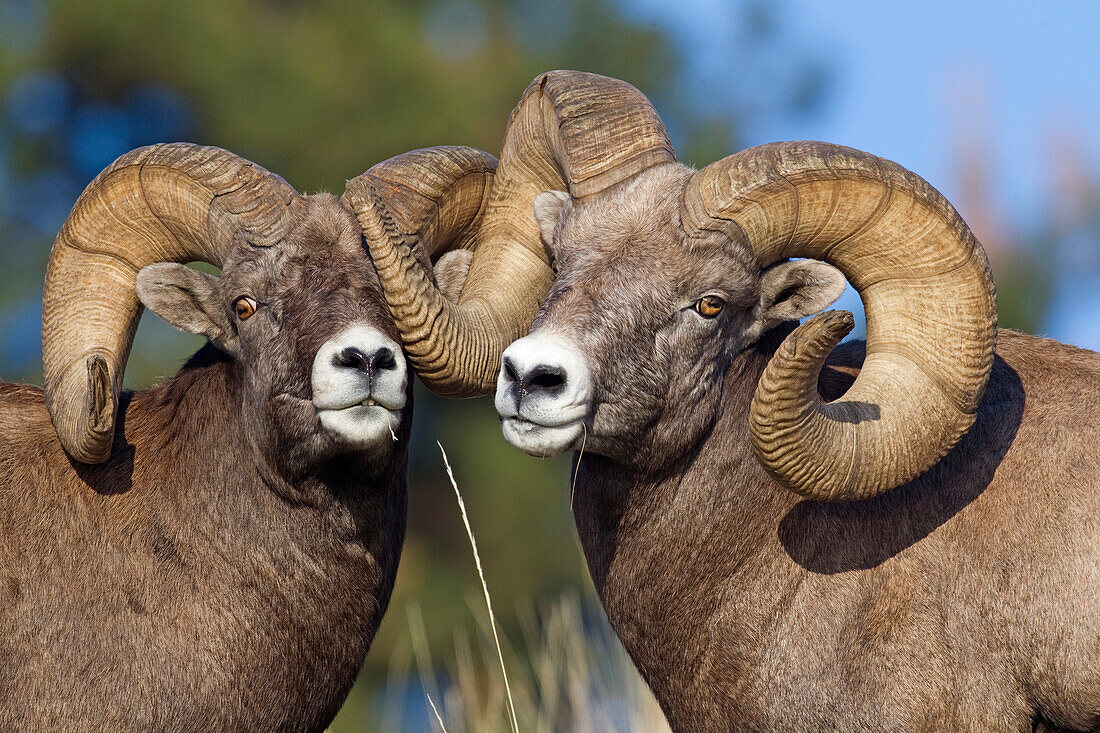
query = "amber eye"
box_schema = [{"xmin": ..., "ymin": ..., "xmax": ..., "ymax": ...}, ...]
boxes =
[
  {"xmin": 694, "ymin": 295, "xmax": 725, "ymax": 318},
  {"xmin": 234, "ymin": 297, "xmax": 257, "ymax": 320}
]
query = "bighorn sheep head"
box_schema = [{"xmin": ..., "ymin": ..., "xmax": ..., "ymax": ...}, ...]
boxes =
[
  {"xmin": 353, "ymin": 71, "xmax": 675, "ymax": 396},
  {"xmin": 368, "ymin": 71, "xmax": 997, "ymax": 502},
  {"xmin": 44, "ymin": 143, "xmax": 495, "ymax": 465}
]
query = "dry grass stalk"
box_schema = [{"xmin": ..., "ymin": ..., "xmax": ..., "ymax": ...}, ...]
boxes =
[
  {"xmin": 437, "ymin": 441, "xmax": 520, "ymax": 733},
  {"xmin": 381, "ymin": 443, "xmax": 671, "ymax": 732}
]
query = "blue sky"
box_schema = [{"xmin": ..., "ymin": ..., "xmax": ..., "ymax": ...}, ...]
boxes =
[
  {"xmin": 629, "ymin": 0, "xmax": 1100, "ymax": 229},
  {"xmin": 623, "ymin": 0, "xmax": 1100, "ymax": 345},
  {"xmin": 766, "ymin": 1, "xmax": 1100, "ymax": 229}
]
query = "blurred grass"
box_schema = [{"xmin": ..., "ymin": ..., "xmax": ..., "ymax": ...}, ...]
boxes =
[
  {"xmin": 364, "ymin": 591, "xmax": 671, "ymax": 733},
  {"xmin": 330, "ymin": 434, "xmax": 666, "ymax": 731}
]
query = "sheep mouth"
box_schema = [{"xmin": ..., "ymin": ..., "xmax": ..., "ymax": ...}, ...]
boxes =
[
  {"xmin": 500, "ymin": 416, "xmax": 585, "ymax": 457},
  {"xmin": 314, "ymin": 394, "xmax": 404, "ymax": 413},
  {"xmin": 316, "ymin": 397, "xmax": 404, "ymax": 447}
]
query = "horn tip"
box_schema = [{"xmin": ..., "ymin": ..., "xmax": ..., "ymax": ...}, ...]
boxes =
[
  {"xmin": 820, "ymin": 309, "xmax": 855, "ymax": 338},
  {"xmin": 784, "ymin": 310, "xmax": 854, "ymax": 360},
  {"xmin": 87, "ymin": 355, "xmax": 114, "ymax": 433},
  {"xmin": 54, "ymin": 355, "xmax": 117, "ymax": 465}
]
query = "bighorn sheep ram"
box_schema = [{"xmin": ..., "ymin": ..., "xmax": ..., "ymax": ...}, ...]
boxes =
[
  {"xmin": 0, "ymin": 142, "xmax": 496, "ymax": 730},
  {"xmin": 364, "ymin": 71, "xmax": 1100, "ymax": 731}
]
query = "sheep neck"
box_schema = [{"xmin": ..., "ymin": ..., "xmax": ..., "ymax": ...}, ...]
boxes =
[{"xmin": 568, "ymin": 325, "xmax": 827, "ymax": 725}]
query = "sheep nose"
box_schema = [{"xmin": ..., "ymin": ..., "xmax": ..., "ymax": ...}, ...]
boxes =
[
  {"xmin": 334, "ymin": 345, "xmax": 398, "ymax": 375},
  {"xmin": 496, "ymin": 334, "xmax": 593, "ymax": 428},
  {"xmin": 501, "ymin": 357, "xmax": 567, "ymax": 400}
]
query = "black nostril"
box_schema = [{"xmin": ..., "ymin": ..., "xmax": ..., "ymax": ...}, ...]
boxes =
[
  {"xmin": 335, "ymin": 347, "xmax": 368, "ymax": 371},
  {"xmin": 335, "ymin": 346, "xmax": 397, "ymax": 374},
  {"xmin": 515, "ymin": 364, "xmax": 566, "ymax": 397},
  {"xmin": 503, "ymin": 357, "xmax": 519, "ymax": 384},
  {"xmin": 373, "ymin": 347, "xmax": 397, "ymax": 371},
  {"xmin": 529, "ymin": 369, "xmax": 565, "ymax": 390}
]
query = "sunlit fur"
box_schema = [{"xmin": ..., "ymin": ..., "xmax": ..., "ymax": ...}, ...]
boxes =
[
  {"xmin": 528, "ymin": 165, "xmax": 761, "ymax": 472},
  {"xmin": 516, "ymin": 162, "xmax": 1100, "ymax": 732},
  {"xmin": 0, "ymin": 194, "xmax": 410, "ymax": 731}
]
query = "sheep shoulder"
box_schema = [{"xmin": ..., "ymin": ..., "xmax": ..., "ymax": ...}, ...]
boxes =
[{"xmin": 577, "ymin": 327, "xmax": 1100, "ymax": 731}]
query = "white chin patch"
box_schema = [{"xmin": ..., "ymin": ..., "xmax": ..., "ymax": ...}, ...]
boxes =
[
  {"xmin": 311, "ymin": 323, "xmax": 407, "ymax": 450},
  {"xmin": 318, "ymin": 405, "xmax": 401, "ymax": 449},
  {"xmin": 501, "ymin": 417, "xmax": 584, "ymax": 457}
]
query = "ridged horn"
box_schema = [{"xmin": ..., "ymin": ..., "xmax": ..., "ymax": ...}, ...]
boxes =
[
  {"xmin": 344, "ymin": 146, "xmax": 496, "ymax": 262},
  {"xmin": 352, "ymin": 71, "xmax": 675, "ymax": 396},
  {"xmin": 43, "ymin": 143, "xmax": 299, "ymax": 464},
  {"xmin": 343, "ymin": 146, "xmax": 496, "ymax": 378},
  {"xmin": 682, "ymin": 141, "xmax": 997, "ymax": 501}
]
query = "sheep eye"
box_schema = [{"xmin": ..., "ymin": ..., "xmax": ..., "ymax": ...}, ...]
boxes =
[
  {"xmin": 234, "ymin": 297, "xmax": 257, "ymax": 320},
  {"xmin": 694, "ymin": 295, "xmax": 725, "ymax": 318}
]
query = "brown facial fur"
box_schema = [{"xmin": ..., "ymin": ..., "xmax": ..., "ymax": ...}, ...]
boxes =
[
  {"xmin": 534, "ymin": 164, "xmax": 762, "ymax": 472},
  {"xmin": 0, "ymin": 194, "xmax": 408, "ymax": 731},
  {"xmin": 216, "ymin": 194, "xmax": 403, "ymax": 480},
  {"xmin": 533, "ymin": 164, "xmax": 1100, "ymax": 731}
]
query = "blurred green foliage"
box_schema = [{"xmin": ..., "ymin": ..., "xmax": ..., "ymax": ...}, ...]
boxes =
[{"xmin": 40, "ymin": 0, "xmax": 677, "ymax": 190}]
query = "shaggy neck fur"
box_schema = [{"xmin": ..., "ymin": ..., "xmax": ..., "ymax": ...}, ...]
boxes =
[
  {"xmin": 572, "ymin": 327, "xmax": 793, "ymax": 722},
  {"xmin": 0, "ymin": 345, "xmax": 407, "ymax": 731}
]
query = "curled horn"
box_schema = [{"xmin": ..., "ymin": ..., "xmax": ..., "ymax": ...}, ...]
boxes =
[
  {"xmin": 347, "ymin": 72, "xmax": 675, "ymax": 396},
  {"xmin": 682, "ymin": 141, "xmax": 996, "ymax": 501},
  {"xmin": 43, "ymin": 143, "xmax": 299, "ymax": 463}
]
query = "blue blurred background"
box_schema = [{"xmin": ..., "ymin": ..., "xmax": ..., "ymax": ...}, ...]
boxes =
[{"xmin": 2, "ymin": 0, "xmax": 1098, "ymax": 729}]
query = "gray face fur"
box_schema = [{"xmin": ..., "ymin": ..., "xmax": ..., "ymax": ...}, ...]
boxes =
[
  {"xmin": 496, "ymin": 163, "xmax": 845, "ymax": 472},
  {"xmin": 137, "ymin": 193, "xmax": 408, "ymax": 474}
]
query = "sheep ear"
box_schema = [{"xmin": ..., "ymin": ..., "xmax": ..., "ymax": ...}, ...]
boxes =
[
  {"xmin": 533, "ymin": 190, "xmax": 570, "ymax": 246},
  {"xmin": 756, "ymin": 260, "xmax": 847, "ymax": 332},
  {"xmin": 434, "ymin": 249, "xmax": 473, "ymax": 304},
  {"xmin": 136, "ymin": 263, "xmax": 241, "ymax": 358}
]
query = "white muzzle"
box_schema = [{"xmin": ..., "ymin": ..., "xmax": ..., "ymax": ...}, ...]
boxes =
[
  {"xmin": 311, "ymin": 324, "xmax": 407, "ymax": 449},
  {"xmin": 495, "ymin": 333, "xmax": 592, "ymax": 457}
]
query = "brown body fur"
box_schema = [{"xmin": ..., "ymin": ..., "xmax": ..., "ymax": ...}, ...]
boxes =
[
  {"xmin": 0, "ymin": 194, "xmax": 409, "ymax": 731},
  {"xmin": 515, "ymin": 164, "xmax": 1100, "ymax": 731},
  {"xmin": 575, "ymin": 330, "xmax": 1099, "ymax": 732}
]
